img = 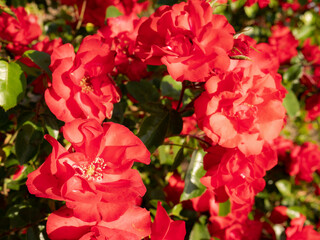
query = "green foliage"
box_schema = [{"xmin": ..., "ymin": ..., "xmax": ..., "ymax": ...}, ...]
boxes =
[
  {"xmin": 15, "ymin": 121, "xmax": 44, "ymax": 164},
  {"xmin": 180, "ymin": 150, "xmax": 206, "ymax": 201},
  {"xmin": 283, "ymin": 89, "xmax": 300, "ymax": 117},
  {"xmin": 106, "ymin": 6, "xmax": 123, "ymax": 18},
  {"xmin": 0, "ymin": 61, "xmax": 26, "ymax": 111},
  {"xmin": 23, "ymin": 50, "xmax": 52, "ymax": 76},
  {"xmin": 137, "ymin": 109, "xmax": 183, "ymax": 153}
]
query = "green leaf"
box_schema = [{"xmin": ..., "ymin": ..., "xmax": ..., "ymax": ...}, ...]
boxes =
[
  {"xmin": 23, "ymin": 50, "xmax": 52, "ymax": 76},
  {"xmin": 27, "ymin": 226, "xmax": 41, "ymax": 240},
  {"xmin": 190, "ymin": 222, "xmax": 211, "ymax": 240},
  {"xmin": 160, "ymin": 75, "xmax": 182, "ymax": 100},
  {"xmin": 170, "ymin": 147, "xmax": 185, "ymax": 171},
  {"xmin": 171, "ymin": 203, "xmax": 183, "ymax": 217},
  {"xmin": 283, "ymin": 89, "xmax": 300, "ymax": 117},
  {"xmin": 140, "ymin": 102, "xmax": 167, "ymax": 114},
  {"xmin": 15, "ymin": 121, "xmax": 44, "ymax": 164},
  {"xmin": 158, "ymin": 136, "xmax": 185, "ymax": 166},
  {"xmin": 244, "ymin": 3, "xmax": 259, "ymax": 18},
  {"xmin": 126, "ymin": 80, "xmax": 160, "ymax": 103},
  {"xmin": 287, "ymin": 207, "xmax": 301, "ymax": 219},
  {"xmin": 275, "ymin": 179, "xmax": 292, "ymax": 197},
  {"xmin": 298, "ymin": 0, "xmax": 308, "ymax": 5},
  {"xmin": 295, "ymin": 25, "xmax": 315, "ymax": 40},
  {"xmin": 283, "ymin": 64, "xmax": 302, "ymax": 83},
  {"xmin": 0, "ymin": 61, "xmax": 26, "ymax": 111},
  {"xmin": 137, "ymin": 113, "xmax": 169, "ymax": 153},
  {"xmin": 158, "ymin": 145, "xmax": 175, "ymax": 165},
  {"xmin": 180, "ymin": 150, "xmax": 206, "ymax": 201},
  {"xmin": 0, "ymin": 1, "xmax": 17, "ymax": 19},
  {"xmin": 43, "ymin": 115, "xmax": 60, "ymax": 139},
  {"xmin": 138, "ymin": 110, "xmax": 183, "ymax": 153},
  {"xmin": 219, "ymin": 199, "xmax": 231, "ymax": 217},
  {"xmin": 166, "ymin": 109, "xmax": 183, "ymax": 136},
  {"xmin": 106, "ymin": 6, "xmax": 123, "ymax": 18}
]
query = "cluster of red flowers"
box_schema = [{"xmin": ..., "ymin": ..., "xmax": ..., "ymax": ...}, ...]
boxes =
[{"xmin": 4, "ymin": 1, "xmax": 186, "ymax": 239}]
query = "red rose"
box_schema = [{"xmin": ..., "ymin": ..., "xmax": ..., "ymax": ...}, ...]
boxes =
[
  {"xmin": 27, "ymin": 120, "xmax": 150, "ymax": 221},
  {"xmin": 62, "ymin": 119, "xmax": 150, "ymax": 173},
  {"xmin": 305, "ymin": 94, "xmax": 320, "ymax": 121},
  {"xmin": 0, "ymin": 7, "xmax": 41, "ymax": 46},
  {"xmin": 98, "ymin": 14, "xmax": 149, "ymax": 81},
  {"xmin": 209, "ymin": 203, "xmax": 262, "ymax": 240},
  {"xmin": 136, "ymin": 0, "xmax": 235, "ymax": 82},
  {"xmin": 195, "ymin": 62, "xmax": 286, "ymax": 156},
  {"xmin": 201, "ymin": 145, "xmax": 277, "ymax": 205},
  {"xmin": 163, "ymin": 172, "xmax": 185, "ymax": 205},
  {"xmin": 271, "ymin": 136, "xmax": 294, "ymax": 163},
  {"xmin": 269, "ymin": 24, "xmax": 298, "ymax": 65},
  {"xmin": 286, "ymin": 214, "xmax": 320, "ymax": 240},
  {"xmin": 151, "ymin": 202, "xmax": 186, "ymax": 240},
  {"xmin": 46, "ymin": 206, "xmax": 151, "ymax": 240},
  {"xmin": 45, "ymin": 34, "xmax": 120, "ymax": 123},
  {"xmin": 289, "ymin": 142, "xmax": 320, "ymax": 182},
  {"xmin": 269, "ymin": 206, "xmax": 288, "ymax": 224},
  {"xmin": 302, "ymin": 38, "xmax": 320, "ymax": 65},
  {"xmin": 230, "ymin": 34, "xmax": 280, "ymax": 77}
]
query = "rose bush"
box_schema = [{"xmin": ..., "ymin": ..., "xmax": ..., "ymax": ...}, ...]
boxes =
[{"xmin": 0, "ymin": 0, "xmax": 319, "ymax": 239}]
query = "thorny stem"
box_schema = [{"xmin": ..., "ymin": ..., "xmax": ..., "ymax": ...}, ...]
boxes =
[{"xmin": 76, "ymin": 0, "xmax": 87, "ymax": 31}]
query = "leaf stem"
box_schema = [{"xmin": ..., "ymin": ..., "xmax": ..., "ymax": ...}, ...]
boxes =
[{"xmin": 76, "ymin": 0, "xmax": 87, "ymax": 31}]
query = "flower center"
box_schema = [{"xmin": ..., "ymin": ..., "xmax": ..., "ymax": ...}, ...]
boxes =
[
  {"xmin": 80, "ymin": 76, "xmax": 94, "ymax": 93},
  {"xmin": 166, "ymin": 34, "xmax": 194, "ymax": 56},
  {"xmin": 74, "ymin": 157, "xmax": 107, "ymax": 181}
]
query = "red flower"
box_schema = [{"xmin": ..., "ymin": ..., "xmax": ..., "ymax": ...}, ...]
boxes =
[
  {"xmin": 305, "ymin": 94, "xmax": 320, "ymax": 121},
  {"xmin": 27, "ymin": 119, "xmax": 150, "ymax": 222},
  {"xmin": 181, "ymin": 114, "xmax": 198, "ymax": 135},
  {"xmin": 289, "ymin": 142, "xmax": 320, "ymax": 182},
  {"xmin": 195, "ymin": 62, "xmax": 286, "ymax": 156},
  {"xmin": 45, "ymin": 34, "xmax": 120, "ymax": 123},
  {"xmin": 163, "ymin": 172, "xmax": 185, "ymax": 205},
  {"xmin": 209, "ymin": 216, "xmax": 263, "ymax": 240},
  {"xmin": 232, "ymin": 35, "xmax": 280, "ymax": 77},
  {"xmin": 151, "ymin": 202, "xmax": 186, "ymax": 240},
  {"xmin": 201, "ymin": 145, "xmax": 277, "ymax": 204},
  {"xmin": 208, "ymin": 202, "xmax": 261, "ymax": 240},
  {"xmin": 269, "ymin": 206, "xmax": 288, "ymax": 224},
  {"xmin": 136, "ymin": 0, "xmax": 235, "ymax": 82},
  {"xmin": 302, "ymin": 38, "xmax": 320, "ymax": 65},
  {"xmin": 98, "ymin": 14, "xmax": 149, "ymax": 81},
  {"xmin": 269, "ymin": 24, "xmax": 298, "ymax": 65},
  {"xmin": 271, "ymin": 136, "xmax": 294, "ymax": 163},
  {"xmin": 0, "ymin": 7, "xmax": 41, "ymax": 46},
  {"xmin": 46, "ymin": 206, "xmax": 151, "ymax": 240},
  {"xmin": 286, "ymin": 214, "xmax": 320, "ymax": 240}
]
